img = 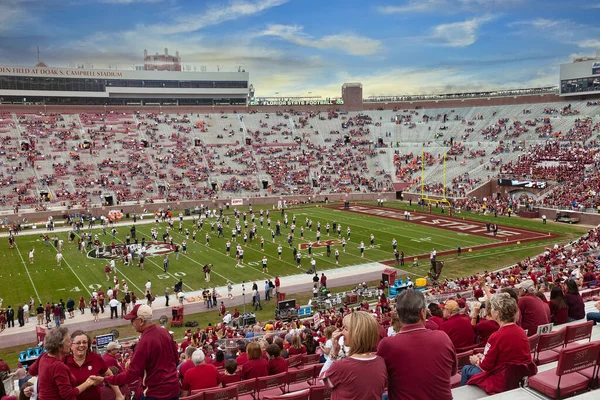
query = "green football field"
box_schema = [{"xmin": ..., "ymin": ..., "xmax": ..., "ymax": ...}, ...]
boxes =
[{"xmin": 0, "ymin": 201, "xmax": 588, "ymax": 308}]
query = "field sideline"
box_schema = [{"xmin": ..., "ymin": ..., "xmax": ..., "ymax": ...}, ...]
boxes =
[{"xmin": 0, "ymin": 201, "xmax": 588, "ymax": 308}]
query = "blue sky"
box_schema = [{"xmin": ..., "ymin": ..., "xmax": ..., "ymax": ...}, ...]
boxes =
[{"xmin": 0, "ymin": 0, "xmax": 599, "ymax": 97}]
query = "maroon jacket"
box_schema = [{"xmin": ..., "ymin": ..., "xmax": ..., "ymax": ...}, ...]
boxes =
[{"xmin": 104, "ymin": 324, "xmax": 179, "ymax": 400}]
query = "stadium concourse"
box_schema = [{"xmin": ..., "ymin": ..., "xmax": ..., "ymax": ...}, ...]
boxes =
[{"xmin": 0, "ymin": 215, "xmax": 403, "ymax": 349}]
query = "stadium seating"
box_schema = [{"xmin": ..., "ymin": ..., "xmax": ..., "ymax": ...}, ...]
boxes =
[
  {"xmin": 528, "ymin": 342, "xmax": 600, "ymax": 399},
  {"xmin": 534, "ymin": 329, "xmax": 566, "ymax": 365},
  {"xmin": 2, "ymin": 100, "xmax": 600, "ymax": 211}
]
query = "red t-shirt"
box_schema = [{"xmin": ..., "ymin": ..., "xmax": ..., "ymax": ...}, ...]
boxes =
[
  {"xmin": 241, "ymin": 358, "xmax": 268, "ymax": 380},
  {"xmin": 440, "ymin": 315, "xmax": 475, "ymax": 350},
  {"xmin": 178, "ymin": 359, "xmax": 195, "ymax": 383},
  {"xmin": 564, "ymin": 293, "xmax": 585, "ymax": 321},
  {"xmin": 323, "ymin": 356, "xmax": 387, "ymax": 400},
  {"xmin": 104, "ymin": 324, "xmax": 180, "ymax": 400},
  {"xmin": 377, "ymin": 324, "xmax": 457, "ymax": 400},
  {"xmin": 268, "ymin": 357, "xmax": 288, "ymax": 375},
  {"xmin": 236, "ymin": 352, "xmax": 248, "ymax": 366},
  {"xmin": 182, "ymin": 364, "xmax": 221, "ymax": 392},
  {"xmin": 63, "ymin": 352, "xmax": 108, "ymax": 400},
  {"xmin": 219, "ymin": 373, "xmax": 241, "ymax": 386},
  {"xmin": 473, "ymin": 319, "xmax": 500, "ymax": 345},
  {"xmin": 549, "ymin": 300, "xmax": 569, "ymax": 325},
  {"xmin": 468, "ymin": 324, "xmax": 533, "ymax": 393},
  {"xmin": 33, "ymin": 354, "xmax": 81, "ymax": 400},
  {"xmin": 518, "ymin": 295, "xmax": 550, "ymax": 336},
  {"xmin": 287, "ymin": 346, "xmax": 306, "ymax": 356},
  {"xmin": 101, "ymin": 353, "xmax": 123, "ymax": 374}
]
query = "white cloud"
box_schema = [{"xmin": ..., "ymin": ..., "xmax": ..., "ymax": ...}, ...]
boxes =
[
  {"xmin": 578, "ymin": 39, "xmax": 600, "ymax": 48},
  {"xmin": 258, "ymin": 24, "xmax": 383, "ymax": 56},
  {"xmin": 378, "ymin": 0, "xmax": 521, "ymax": 14},
  {"xmin": 0, "ymin": 1, "xmax": 37, "ymax": 33},
  {"xmin": 142, "ymin": 0, "xmax": 288, "ymax": 35},
  {"xmin": 425, "ymin": 16, "xmax": 494, "ymax": 47}
]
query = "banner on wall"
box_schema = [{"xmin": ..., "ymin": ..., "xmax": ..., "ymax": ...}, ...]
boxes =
[{"xmin": 231, "ymin": 199, "xmax": 243, "ymax": 206}]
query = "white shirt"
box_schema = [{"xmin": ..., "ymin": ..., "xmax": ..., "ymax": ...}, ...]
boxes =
[
  {"xmin": 145, "ymin": 281, "xmax": 152, "ymax": 290},
  {"xmin": 109, "ymin": 298, "xmax": 119, "ymax": 308},
  {"xmin": 223, "ymin": 313, "xmax": 232, "ymax": 324}
]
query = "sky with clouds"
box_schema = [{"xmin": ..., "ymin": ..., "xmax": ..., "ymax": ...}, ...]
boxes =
[{"xmin": 0, "ymin": 0, "xmax": 599, "ymax": 98}]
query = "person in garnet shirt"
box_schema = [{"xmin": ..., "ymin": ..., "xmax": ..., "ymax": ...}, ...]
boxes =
[
  {"xmin": 235, "ymin": 342, "xmax": 248, "ymax": 366},
  {"xmin": 266, "ymin": 344, "xmax": 288, "ymax": 375},
  {"xmin": 63, "ymin": 330, "xmax": 122, "ymax": 400},
  {"xmin": 549, "ymin": 286, "xmax": 569, "ymax": 325},
  {"xmin": 516, "ymin": 280, "xmax": 550, "ymax": 336},
  {"xmin": 564, "ymin": 280, "xmax": 585, "ymax": 321},
  {"xmin": 287, "ymin": 334, "xmax": 307, "ymax": 356},
  {"xmin": 461, "ymin": 293, "xmax": 535, "ymax": 394},
  {"xmin": 427, "ymin": 303, "xmax": 445, "ymax": 327},
  {"xmin": 377, "ymin": 290, "xmax": 457, "ymax": 400},
  {"xmin": 241, "ymin": 343, "xmax": 268, "ymax": 380},
  {"xmin": 181, "ymin": 349, "xmax": 221, "ymax": 396},
  {"xmin": 28, "ymin": 327, "xmax": 97, "ymax": 400},
  {"xmin": 219, "ymin": 360, "xmax": 241, "ymax": 386},
  {"xmin": 440, "ymin": 300, "xmax": 475, "ymax": 351},
  {"xmin": 470, "ymin": 303, "xmax": 499, "ymax": 345}
]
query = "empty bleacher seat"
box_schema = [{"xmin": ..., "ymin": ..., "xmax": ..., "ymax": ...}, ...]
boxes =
[{"xmin": 528, "ymin": 341, "xmax": 600, "ymax": 399}]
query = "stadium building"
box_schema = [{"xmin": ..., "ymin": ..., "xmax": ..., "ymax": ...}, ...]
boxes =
[
  {"xmin": 0, "ymin": 64, "xmax": 250, "ymax": 106},
  {"xmin": 560, "ymin": 50, "xmax": 600, "ymax": 96}
]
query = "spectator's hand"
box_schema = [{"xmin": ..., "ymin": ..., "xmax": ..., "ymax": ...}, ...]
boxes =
[
  {"xmin": 330, "ymin": 330, "xmax": 343, "ymax": 357},
  {"xmin": 89, "ymin": 376, "xmax": 104, "ymax": 384},
  {"xmin": 23, "ymin": 385, "xmax": 34, "ymax": 398},
  {"xmin": 469, "ymin": 354, "xmax": 479, "ymax": 365}
]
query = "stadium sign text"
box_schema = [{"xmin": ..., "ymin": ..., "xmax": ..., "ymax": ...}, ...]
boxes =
[
  {"xmin": 250, "ymin": 98, "xmax": 344, "ymax": 106},
  {"xmin": 0, "ymin": 67, "xmax": 124, "ymax": 78}
]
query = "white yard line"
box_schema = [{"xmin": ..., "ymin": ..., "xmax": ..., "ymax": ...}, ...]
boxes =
[{"xmin": 14, "ymin": 244, "xmax": 42, "ymax": 304}]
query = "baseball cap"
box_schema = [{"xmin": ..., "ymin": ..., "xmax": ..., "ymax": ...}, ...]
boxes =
[
  {"xmin": 124, "ymin": 304, "xmax": 153, "ymax": 320},
  {"xmin": 515, "ymin": 279, "xmax": 535, "ymax": 291},
  {"xmin": 107, "ymin": 342, "xmax": 122, "ymax": 351},
  {"xmin": 443, "ymin": 300, "xmax": 460, "ymax": 312}
]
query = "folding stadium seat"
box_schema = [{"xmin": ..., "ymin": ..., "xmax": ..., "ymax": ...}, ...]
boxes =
[
  {"xmin": 286, "ymin": 355, "xmax": 304, "ymax": 369},
  {"xmin": 535, "ymin": 329, "xmax": 566, "ymax": 365},
  {"xmin": 256, "ymin": 372, "xmax": 287, "ymax": 399},
  {"xmin": 528, "ymin": 334, "xmax": 540, "ymax": 354},
  {"xmin": 551, "ymin": 321, "xmax": 594, "ymax": 352},
  {"xmin": 227, "ymin": 378, "xmax": 258, "ymax": 399},
  {"xmin": 285, "ymin": 366, "xmax": 315, "ymax": 393},
  {"xmin": 301, "ymin": 354, "xmax": 320, "ymax": 365},
  {"xmin": 262, "ymin": 389, "xmax": 309, "ymax": 400},
  {"xmin": 193, "ymin": 385, "xmax": 238, "ymax": 400},
  {"xmin": 179, "ymin": 392, "xmax": 204, "ymax": 400},
  {"xmin": 528, "ymin": 342, "xmax": 600, "ymax": 399},
  {"xmin": 576, "ymin": 348, "xmax": 600, "ymax": 389},
  {"xmin": 308, "ymin": 385, "xmax": 331, "ymax": 400}
]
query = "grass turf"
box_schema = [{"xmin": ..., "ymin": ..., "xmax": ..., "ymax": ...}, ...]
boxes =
[{"xmin": 0, "ymin": 201, "xmax": 588, "ymax": 309}]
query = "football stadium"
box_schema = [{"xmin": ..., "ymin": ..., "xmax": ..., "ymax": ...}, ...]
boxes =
[{"xmin": 2, "ymin": 3, "xmax": 600, "ymax": 400}]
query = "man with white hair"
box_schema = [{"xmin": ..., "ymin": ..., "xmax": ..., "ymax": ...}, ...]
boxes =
[
  {"xmin": 181, "ymin": 349, "xmax": 221, "ymax": 396},
  {"xmin": 92, "ymin": 304, "xmax": 180, "ymax": 400},
  {"xmin": 515, "ymin": 279, "xmax": 550, "ymax": 336}
]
